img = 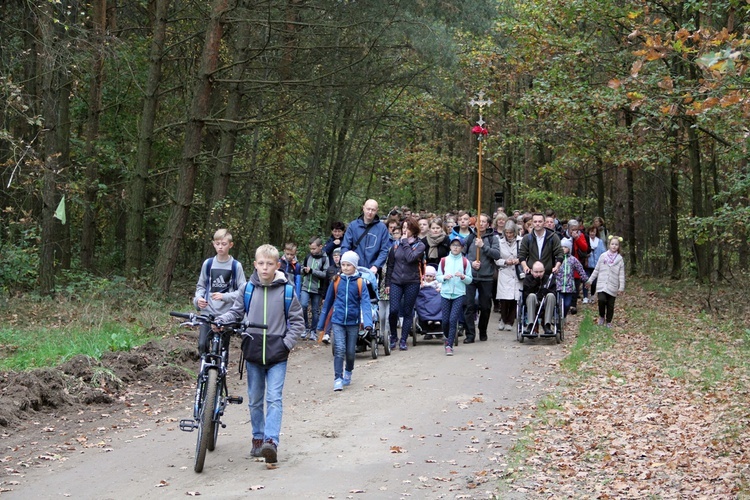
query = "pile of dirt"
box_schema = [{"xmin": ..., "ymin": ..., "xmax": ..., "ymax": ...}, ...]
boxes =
[{"xmin": 0, "ymin": 336, "xmax": 199, "ymax": 428}]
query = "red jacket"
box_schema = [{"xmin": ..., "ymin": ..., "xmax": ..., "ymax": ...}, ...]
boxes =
[{"xmin": 571, "ymin": 232, "xmax": 589, "ymax": 279}]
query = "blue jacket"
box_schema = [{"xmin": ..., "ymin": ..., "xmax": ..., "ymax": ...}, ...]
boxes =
[
  {"xmin": 317, "ymin": 272, "xmax": 373, "ymax": 329},
  {"xmin": 341, "ymin": 214, "xmax": 391, "ymax": 271},
  {"xmin": 587, "ymin": 236, "xmax": 606, "ymax": 269},
  {"xmin": 323, "ymin": 235, "xmax": 342, "ymax": 262},
  {"xmin": 279, "ymin": 257, "xmax": 302, "ymax": 296}
]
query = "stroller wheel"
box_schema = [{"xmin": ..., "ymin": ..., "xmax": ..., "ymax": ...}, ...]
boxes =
[{"xmin": 371, "ymin": 338, "xmax": 378, "ymax": 359}]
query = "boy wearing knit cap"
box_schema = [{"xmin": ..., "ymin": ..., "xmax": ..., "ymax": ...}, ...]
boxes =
[{"xmin": 317, "ymin": 251, "xmax": 373, "ymax": 391}]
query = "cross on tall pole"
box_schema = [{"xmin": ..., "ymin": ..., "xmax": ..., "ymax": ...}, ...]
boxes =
[{"xmin": 469, "ymin": 91, "xmax": 492, "ymax": 261}]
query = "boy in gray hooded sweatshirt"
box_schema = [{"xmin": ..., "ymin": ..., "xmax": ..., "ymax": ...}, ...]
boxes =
[{"xmin": 215, "ymin": 244, "xmax": 304, "ymax": 465}]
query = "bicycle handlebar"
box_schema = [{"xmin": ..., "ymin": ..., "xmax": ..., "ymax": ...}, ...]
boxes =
[{"xmin": 169, "ymin": 312, "xmax": 267, "ymax": 331}]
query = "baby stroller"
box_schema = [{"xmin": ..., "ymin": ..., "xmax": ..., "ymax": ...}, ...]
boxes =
[
  {"xmin": 411, "ymin": 285, "xmax": 444, "ymax": 346},
  {"xmin": 516, "ymin": 273, "xmax": 564, "ymax": 344},
  {"xmin": 330, "ymin": 267, "xmax": 390, "ymax": 358}
]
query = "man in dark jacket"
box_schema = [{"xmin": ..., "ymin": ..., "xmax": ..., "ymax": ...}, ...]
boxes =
[
  {"xmin": 462, "ymin": 213, "xmax": 501, "ymax": 343},
  {"xmin": 519, "ymin": 213, "xmax": 563, "ymax": 276}
]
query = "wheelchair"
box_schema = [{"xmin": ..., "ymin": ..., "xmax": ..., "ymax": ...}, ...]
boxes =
[{"xmin": 515, "ymin": 275, "xmax": 564, "ymax": 344}]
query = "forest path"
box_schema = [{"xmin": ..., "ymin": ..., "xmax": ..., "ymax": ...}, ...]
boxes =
[{"xmin": 1, "ymin": 319, "xmax": 567, "ymax": 499}]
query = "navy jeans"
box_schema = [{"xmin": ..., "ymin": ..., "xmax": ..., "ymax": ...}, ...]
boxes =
[
  {"xmin": 388, "ymin": 282, "xmax": 420, "ymax": 343},
  {"xmin": 441, "ymin": 295, "xmax": 464, "ymax": 347},
  {"xmin": 299, "ymin": 290, "xmax": 321, "ymax": 331}
]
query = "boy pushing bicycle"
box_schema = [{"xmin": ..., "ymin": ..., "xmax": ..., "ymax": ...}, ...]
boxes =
[{"xmin": 215, "ymin": 244, "xmax": 304, "ymax": 464}]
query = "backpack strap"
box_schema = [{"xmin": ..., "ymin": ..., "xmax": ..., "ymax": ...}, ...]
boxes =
[
  {"xmin": 284, "ymin": 283, "xmax": 293, "ymax": 318},
  {"xmin": 243, "ymin": 282, "xmax": 255, "ymax": 311},
  {"xmin": 204, "ymin": 257, "xmax": 214, "ymax": 299},
  {"xmin": 440, "ymin": 256, "xmax": 468, "ymax": 275},
  {"xmin": 230, "ymin": 259, "xmax": 237, "ymax": 289}
]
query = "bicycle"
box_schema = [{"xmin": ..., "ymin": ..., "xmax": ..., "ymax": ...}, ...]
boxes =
[{"xmin": 170, "ymin": 312, "xmax": 265, "ymax": 473}]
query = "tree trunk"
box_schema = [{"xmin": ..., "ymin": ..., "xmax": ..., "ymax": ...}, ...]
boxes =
[
  {"xmin": 325, "ymin": 102, "xmax": 353, "ymax": 229},
  {"xmin": 81, "ymin": 0, "xmax": 107, "ymax": 271},
  {"xmin": 669, "ymin": 165, "xmax": 681, "ymax": 279},
  {"xmin": 126, "ymin": 0, "xmax": 170, "ymax": 276},
  {"xmin": 626, "ymin": 165, "xmax": 636, "ymax": 275},
  {"xmin": 268, "ymin": 0, "xmax": 303, "ymax": 246},
  {"xmin": 208, "ymin": 0, "xmax": 254, "ymax": 230},
  {"xmin": 37, "ymin": 2, "xmax": 63, "ymax": 296},
  {"xmin": 686, "ymin": 116, "xmax": 709, "ymax": 281},
  {"xmin": 56, "ymin": 60, "xmax": 73, "ymax": 271},
  {"xmin": 596, "ymin": 156, "xmax": 605, "ymax": 218},
  {"xmin": 153, "ymin": 0, "xmax": 229, "ymax": 292}
]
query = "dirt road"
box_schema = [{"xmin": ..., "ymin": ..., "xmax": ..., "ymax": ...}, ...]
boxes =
[{"xmin": 1, "ymin": 326, "xmax": 565, "ymax": 499}]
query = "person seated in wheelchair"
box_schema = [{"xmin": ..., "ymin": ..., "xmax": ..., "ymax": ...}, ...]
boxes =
[{"xmin": 522, "ymin": 261, "xmax": 556, "ymax": 335}]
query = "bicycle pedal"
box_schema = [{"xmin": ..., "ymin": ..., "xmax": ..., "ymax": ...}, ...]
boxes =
[
  {"xmin": 227, "ymin": 396, "xmax": 244, "ymax": 404},
  {"xmin": 179, "ymin": 419, "xmax": 198, "ymax": 432}
]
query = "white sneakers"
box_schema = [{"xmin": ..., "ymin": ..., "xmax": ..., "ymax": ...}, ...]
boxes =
[
  {"xmin": 583, "ymin": 297, "xmax": 590, "ymax": 304},
  {"xmin": 498, "ymin": 320, "xmax": 506, "ymax": 330}
]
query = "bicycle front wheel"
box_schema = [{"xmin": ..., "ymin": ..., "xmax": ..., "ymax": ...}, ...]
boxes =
[
  {"xmin": 194, "ymin": 368, "xmax": 218, "ymax": 473},
  {"xmin": 208, "ymin": 379, "xmax": 224, "ymax": 452}
]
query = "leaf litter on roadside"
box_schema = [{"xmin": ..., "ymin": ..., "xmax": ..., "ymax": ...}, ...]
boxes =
[{"xmin": 504, "ymin": 285, "xmax": 750, "ymax": 498}]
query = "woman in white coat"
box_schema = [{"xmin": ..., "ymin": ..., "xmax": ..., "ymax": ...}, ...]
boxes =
[{"xmin": 495, "ymin": 220, "xmax": 522, "ymax": 330}]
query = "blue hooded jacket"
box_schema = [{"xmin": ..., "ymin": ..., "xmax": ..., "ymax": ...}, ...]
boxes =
[
  {"xmin": 317, "ymin": 271, "xmax": 373, "ymax": 329},
  {"xmin": 340, "ymin": 214, "xmax": 391, "ymax": 271}
]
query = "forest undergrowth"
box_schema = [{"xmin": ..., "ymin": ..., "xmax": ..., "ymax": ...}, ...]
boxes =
[{"xmin": 502, "ymin": 277, "xmax": 750, "ymax": 498}]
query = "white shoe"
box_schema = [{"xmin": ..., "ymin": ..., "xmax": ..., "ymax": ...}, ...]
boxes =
[
  {"xmin": 498, "ymin": 320, "xmax": 506, "ymax": 330},
  {"xmin": 505, "ymin": 324, "xmax": 513, "ymax": 331},
  {"xmin": 300, "ymin": 330, "xmax": 309, "ymax": 340},
  {"xmin": 322, "ymin": 333, "xmax": 330, "ymax": 345},
  {"xmin": 583, "ymin": 297, "xmax": 590, "ymax": 304}
]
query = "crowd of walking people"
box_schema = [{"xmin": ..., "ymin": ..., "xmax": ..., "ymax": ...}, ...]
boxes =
[{"xmin": 190, "ymin": 199, "xmax": 626, "ymax": 464}]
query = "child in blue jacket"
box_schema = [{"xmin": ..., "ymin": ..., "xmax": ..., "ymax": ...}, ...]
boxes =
[{"xmin": 317, "ymin": 251, "xmax": 372, "ymax": 391}]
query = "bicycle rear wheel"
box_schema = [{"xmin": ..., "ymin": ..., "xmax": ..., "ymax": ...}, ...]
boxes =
[{"xmin": 194, "ymin": 368, "xmax": 218, "ymax": 473}]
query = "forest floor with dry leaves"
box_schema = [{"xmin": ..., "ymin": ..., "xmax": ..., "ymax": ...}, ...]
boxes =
[
  {"xmin": 502, "ymin": 279, "xmax": 750, "ymax": 498},
  {"xmin": 0, "ymin": 278, "xmax": 748, "ymax": 498}
]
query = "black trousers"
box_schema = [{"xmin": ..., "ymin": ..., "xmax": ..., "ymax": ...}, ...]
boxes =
[
  {"xmin": 463, "ymin": 280, "xmax": 494, "ymax": 340},
  {"xmin": 598, "ymin": 292, "xmax": 616, "ymax": 323}
]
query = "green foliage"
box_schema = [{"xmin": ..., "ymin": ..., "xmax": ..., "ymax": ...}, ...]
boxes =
[
  {"xmin": 0, "ymin": 223, "xmax": 40, "ymax": 293},
  {"xmin": 59, "ymin": 269, "xmax": 128, "ymax": 297}
]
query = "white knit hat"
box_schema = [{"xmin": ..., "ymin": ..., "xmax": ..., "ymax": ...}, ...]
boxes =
[{"xmin": 341, "ymin": 251, "xmax": 359, "ymax": 267}]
